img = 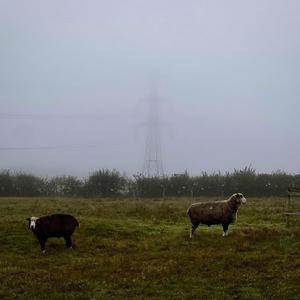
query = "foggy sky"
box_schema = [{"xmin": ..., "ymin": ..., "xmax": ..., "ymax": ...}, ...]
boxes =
[{"xmin": 1, "ymin": 0, "xmax": 300, "ymax": 176}]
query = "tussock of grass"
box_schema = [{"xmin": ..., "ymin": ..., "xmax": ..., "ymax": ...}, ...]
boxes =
[{"xmin": 0, "ymin": 197, "xmax": 300, "ymax": 299}]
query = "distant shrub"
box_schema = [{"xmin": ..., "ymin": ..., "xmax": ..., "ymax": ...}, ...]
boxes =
[
  {"xmin": 85, "ymin": 169, "xmax": 127, "ymax": 197},
  {"xmin": 0, "ymin": 167, "xmax": 298, "ymax": 197}
]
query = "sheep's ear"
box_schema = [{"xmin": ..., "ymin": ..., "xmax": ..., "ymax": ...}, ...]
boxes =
[{"xmin": 26, "ymin": 217, "xmax": 30, "ymax": 221}]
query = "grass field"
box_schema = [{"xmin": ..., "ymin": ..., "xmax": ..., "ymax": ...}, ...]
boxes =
[{"xmin": 0, "ymin": 196, "xmax": 300, "ymax": 299}]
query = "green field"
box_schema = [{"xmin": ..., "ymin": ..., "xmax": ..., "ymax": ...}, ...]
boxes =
[{"xmin": 0, "ymin": 197, "xmax": 300, "ymax": 299}]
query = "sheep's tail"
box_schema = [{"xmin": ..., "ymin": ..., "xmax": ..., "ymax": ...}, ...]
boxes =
[
  {"xmin": 187, "ymin": 206, "xmax": 191, "ymax": 216},
  {"xmin": 74, "ymin": 218, "xmax": 80, "ymax": 228}
]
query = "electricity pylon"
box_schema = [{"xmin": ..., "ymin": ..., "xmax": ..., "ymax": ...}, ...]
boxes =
[{"xmin": 142, "ymin": 91, "xmax": 164, "ymax": 178}]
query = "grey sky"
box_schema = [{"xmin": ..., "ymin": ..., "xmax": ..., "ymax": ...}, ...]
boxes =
[{"xmin": 0, "ymin": 0, "xmax": 299, "ymax": 176}]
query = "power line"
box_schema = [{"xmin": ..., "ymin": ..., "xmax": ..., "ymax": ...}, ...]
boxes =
[
  {"xmin": 0, "ymin": 145, "xmax": 98, "ymax": 151},
  {"xmin": 0, "ymin": 113, "xmax": 118, "ymax": 120}
]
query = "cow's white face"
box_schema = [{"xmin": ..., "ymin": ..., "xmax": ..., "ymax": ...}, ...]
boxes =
[{"xmin": 27, "ymin": 217, "xmax": 39, "ymax": 230}]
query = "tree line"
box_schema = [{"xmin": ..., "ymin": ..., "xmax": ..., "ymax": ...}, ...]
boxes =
[{"xmin": 0, "ymin": 167, "xmax": 299, "ymax": 198}]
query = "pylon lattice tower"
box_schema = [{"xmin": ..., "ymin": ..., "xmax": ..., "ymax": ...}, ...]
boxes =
[{"xmin": 142, "ymin": 91, "xmax": 164, "ymax": 178}]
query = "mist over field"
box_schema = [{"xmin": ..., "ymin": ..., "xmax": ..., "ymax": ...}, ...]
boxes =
[
  {"xmin": 1, "ymin": 1, "xmax": 300, "ymax": 176},
  {"xmin": 1, "ymin": 3, "xmax": 300, "ymax": 299}
]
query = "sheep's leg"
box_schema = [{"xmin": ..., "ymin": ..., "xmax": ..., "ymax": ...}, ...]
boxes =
[
  {"xmin": 190, "ymin": 222, "xmax": 199, "ymax": 238},
  {"xmin": 64, "ymin": 235, "xmax": 72, "ymax": 248},
  {"xmin": 222, "ymin": 223, "xmax": 229, "ymax": 237},
  {"xmin": 38, "ymin": 236, "xmax": 47, "ymax": 253},
  {"xmin": 190, "ymin": 227, "xmax": 193, "ymax": 238}
]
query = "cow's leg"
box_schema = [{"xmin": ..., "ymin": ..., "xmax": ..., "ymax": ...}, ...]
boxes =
[
  {"xmin": 190, "ymin": 222, "xmax": 200, "ymax": 238},
  {"xmin": 222, "ymin": 223, "xmax": 229, "ymax": 237},
  {"xmin": 64, "ymin": 235, "xmax": 72, "ymax": 248}
]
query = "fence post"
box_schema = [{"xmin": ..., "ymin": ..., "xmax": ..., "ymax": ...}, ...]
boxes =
[{"xmin": 286, "ymin": 190, "xmax": 291, "ymax": 227}]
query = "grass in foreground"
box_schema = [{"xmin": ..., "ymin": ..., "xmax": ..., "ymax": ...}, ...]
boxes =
[{"xmin": 0, "ymin": 197, "xmax": 300, "ymax": 299}]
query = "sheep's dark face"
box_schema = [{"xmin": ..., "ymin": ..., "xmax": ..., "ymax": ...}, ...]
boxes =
[
  {"xmin": 235, "ymin": 193, "xmax": 247, "ymax": 204},
  {"xmin": 26, "ymin": 217, "xmax": 39, "ymax": 230}
]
